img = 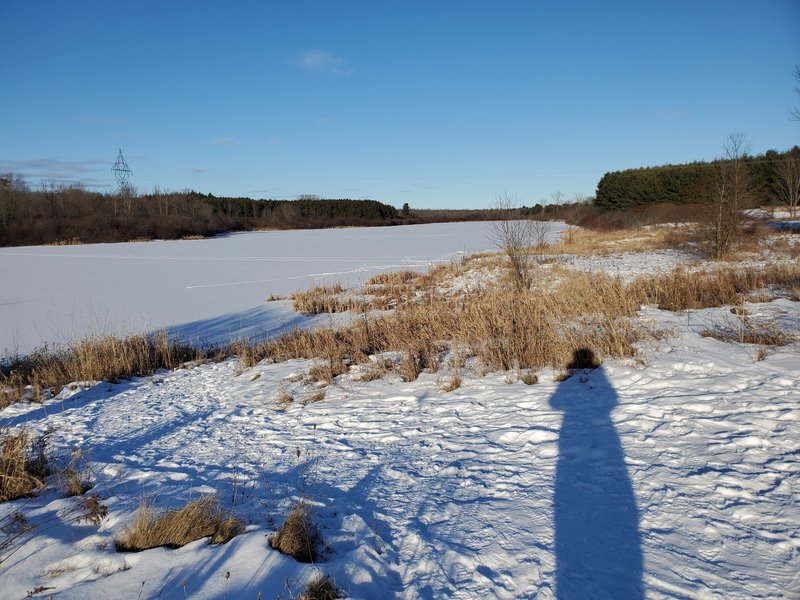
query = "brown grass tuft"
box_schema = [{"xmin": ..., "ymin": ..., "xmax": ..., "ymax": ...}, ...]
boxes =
[
  {"xmin": 277, "ymin": 390, "xmax": 294, "ymax": 405},
  {"xmin": 366, "ymin": 270, "xmax": 419, "ymax": 286},
  {"xmin": 271, "ymin": 501, "xmax": 319, "ymax": 563},
  {"xmin": 441, "ymin": 375, "xmax": 462, "ymax": 392},
  {"xmin": 304, "ymin": 391, "xmax": 326, "ymax": 405},
  {"xmin": 299, "ymin": 574, "xmax": 343, "ymax": 600},
  {"xmin": 115, "ymin": 495, "xmax": 244, "ymax": 552},
  {"xmin": 291, "ymin": 283, "xmax": 362, "ymax": 315},
  {"xmin": 308, "ymin": 357, "xmax": 347, "ymax": 384},
  {"xmin": 79, "ymin": 494, "xmax": 109, "ymax": 526}
]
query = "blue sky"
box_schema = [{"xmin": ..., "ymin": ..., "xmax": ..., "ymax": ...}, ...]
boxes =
[{"xmin": 1, "ymin": 1, "xmax": 798, "ymax": 209}]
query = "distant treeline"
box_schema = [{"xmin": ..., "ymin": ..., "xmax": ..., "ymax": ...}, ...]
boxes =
[
  {"xmin": 0, "ymin": 180, "xmax": 406, "ymax": 246},
  {"xmin": 595, "ymin": 146, "xmax": 800, "ymax": 211}
]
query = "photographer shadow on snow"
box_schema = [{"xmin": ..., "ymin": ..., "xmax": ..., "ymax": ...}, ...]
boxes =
[{"xmin": 549, "ymin": 348, "xmax": 644, "ymax": 599}]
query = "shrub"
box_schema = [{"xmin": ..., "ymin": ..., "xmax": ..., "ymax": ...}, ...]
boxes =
[{"xmin": 115, "ymin": 495, "xmax": 244, "ymax": 552}]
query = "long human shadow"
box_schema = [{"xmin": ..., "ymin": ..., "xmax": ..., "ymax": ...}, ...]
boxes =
[{"xmin": 549, "ymin": 349, "xmax": 644, "ymax": 599}]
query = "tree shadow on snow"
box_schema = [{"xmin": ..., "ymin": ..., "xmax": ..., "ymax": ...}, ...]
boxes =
[{"xmin": 549, "ymin": 349, "xmax": 643, "ymax": 599}]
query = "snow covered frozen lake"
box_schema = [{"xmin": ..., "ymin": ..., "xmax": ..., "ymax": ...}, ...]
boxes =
[{"xmin": 0, "ymin": 222, "xmax": 565, "ymax": 356}]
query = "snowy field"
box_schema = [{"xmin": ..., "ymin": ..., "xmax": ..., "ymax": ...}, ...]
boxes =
[
  {"xmin": 1, "ymin": 230, "xmax": 799, "ymax": 599},
  {"xmin": 0, "ymin": 222, "xmax": 550, "ymax": 357}
]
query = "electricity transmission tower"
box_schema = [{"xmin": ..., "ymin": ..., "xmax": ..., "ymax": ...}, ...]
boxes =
[{"xmin": 111, "ymin": 148, "xmax": 132, "ymax": 194}]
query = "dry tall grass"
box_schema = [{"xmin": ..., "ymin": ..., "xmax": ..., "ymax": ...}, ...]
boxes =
[
  {"xmin": 115, "ymin": 495, "xmax": 244, "ymax": 552},
  {"xmin": 629, "ymin": 264, "xmax": 800, "ymax": 311},
  {"xmin": 251, "ymin": 270, "xmax": 644, "ymax": 379},
  {"xmin": 291, "ymin": 283, "xmax": 356, "ymax": 315},
  {"xmin": 366, "ymin": 270, "xmax": 420, "ymax": 286},
  {"xmin": 544, "ymin": 226, "xmax": 694, "ymax": 256},
  {"xmin": 245, "ymin": 259, "xmax": 800, "ymax": 383},
  {"xmin": 1, "ymin": 332, "xmax": 207, "ymax": 408},
  {"xmin": 0, "ymin": 429, "xmax": 50, "ymax": 502}
]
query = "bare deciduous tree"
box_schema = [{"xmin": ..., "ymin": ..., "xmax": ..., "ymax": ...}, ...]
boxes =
[
  {"xmin": 791, "ymin": 66, "xmax": 800, "ymax": 122},
  {"xmin": 705, "ymin": 133, "xmax": 755, "ymax": 258},
  {"xmin": 489, "ymin": 194, "xmax": 534, "ymax": 291},
  {"xmin": 773, "ymin": 152, "xmax": 800, "ymax": 217},
  {"xmin": 529, "ymin": 217, "xmax": 553, "ymax": 250}
]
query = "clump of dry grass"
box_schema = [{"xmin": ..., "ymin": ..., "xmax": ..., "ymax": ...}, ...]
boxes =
[
  {"xmin": 355, "ymin": 359, "xmax": 393, "ymax": 382},
  {"xmin": 59, "ymin": 449, "xmax": 93, "ymax": 497},
  {"xmin": 291, "ymin": 283, "xmax": 365, "ymax": 315},
  {"xmin": 303, "ymin": 390, "xmax": 326, "ymax": 405},
  {"xmin": 115, "ymin": 495, "xmax": 244, "ymax": 552},
  {"xmin": 366, "ymin": 270, "xmax": 419, "ymax": 286},
  {"xmin": 1, "ymin": 332, "xmax": 208, "ymax": 408},
  {"xmin": 79, "ymin": 494, "xmax": 109, "ymax": 526},
  {"xmin": 299, "ymin": 574, "xmax": 343, "ymax": 600},
  {"xmin": 277, "ymin": 389, "xmax": 295, "ymax": 405},
  {"xmin": 441, "ymin": 374, "xmax": 462, "ymax": 392},
  {"xmin": 271, "ymin": 501, "xmax": 320, "ymax": 563},
  {"xmin": 308, "ymin": 357, "xmax": 347, "ymax": 384},
  {"xmin": 0, "ymin": 429, "xmax": 51, "ymax": 502}
]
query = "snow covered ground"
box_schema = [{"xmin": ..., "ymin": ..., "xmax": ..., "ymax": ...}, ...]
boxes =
[
  {"xmin": 1, "ymin": 232, "xmax": 799, "ymax": 599},
  {"xmin": 1, "ymin": 222, "xmax": 559, "ymax": 357}
]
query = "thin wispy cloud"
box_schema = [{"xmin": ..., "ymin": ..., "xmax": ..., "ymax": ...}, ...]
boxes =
[
  {"xmin": 0, "ymin": 158, "xmax": 112, "ymax": 189},
  {"xmin": 0, "ymin": 158, "xmax": 107, "ymax": 174},
  {"xmin": 297, "ymin": 49, "xmax": 354, "ymax": 75}
]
